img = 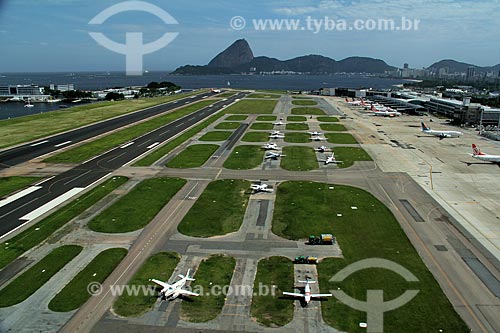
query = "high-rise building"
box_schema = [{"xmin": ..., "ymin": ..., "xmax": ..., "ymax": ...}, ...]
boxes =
[
  {"xmin": 466, "ymin": 66, "xmax": 475, "ymax": 80},
  {"xmin": 403, "ymin": 63, "xmax": 409, "ymax": 69}
]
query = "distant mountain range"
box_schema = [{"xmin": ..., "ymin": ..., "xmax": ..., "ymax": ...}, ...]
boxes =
[{"xmin": 172, "ymin": 39, "xmax": 500, "ymax": 75}]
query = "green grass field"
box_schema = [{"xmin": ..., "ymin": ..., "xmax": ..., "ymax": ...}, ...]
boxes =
[
  {"xmin": 113, "ymin": 252, "xmax": 180, "ymax": 317},
  {"xmin": 181, "ymin": 255, "xmax": 236, "ymax": 322},
  {"xmin": 291, "ymin": 107, "xmax": 326, "ymax": 115},
  {"xmin": 133, "ymin": 110, "xmax": 226, "ymax": 167},
  {"xmin": 166, "ymin": 144, "xmax": 219, "ymax": 168},
  {"xmin": 333, "ymin": 147, "xmax": 373, "ymax": 168},
  {"xmin": 281, "ymin": 146, "xmax": 318, "ymax": 171},
  {"xmin": 256, "ymin": 115, "xmax": 277, "ymax": 121},
  {"xmin": 250, "ymin": 256, "xmax": 294, "ymax": 327},
  {"xmin": 48, "ymin": 248, "xmax": 128, "ymax": 312},
  {"xmin": 216, "ymin": 92, "xmax": 236, "ymax": 98},
  {"xmin": 0, "ymin": 176, "xmax": 43, "ymax": 198},
  {"xmin": 325, "ymin": 133, "xmax": 358, "ymax": 144},
  {"xmin": 284, "ymin": 132, "xmax": 311, "ymax": 143},
  {"xmin": 320, "ymin": 123, "xmax": 347, "ymax": 131},
  {"xmin": 198, "ymin": 131, "xmax": 232, "ymax": 141},
  {"xmin": 317, "ymin": 116, "xmax": 339, "ymax": 122},
  {"xmin": 291, "ymin": 99, "xmax": 317, "ymax": 106},
  {"xmin": 88, "ymin": 177, "xmax": 186, "ymax": 233},
  {"xmin": 241, "ymin": 132, "xmax": 270, "ymax": 142},
  {"xmin": 0, "ymin": 91, "xmax": 207, "ymax": 149},
  {"xmin": 272, "ymin": 182, "xmax": 469, "ymax": 333},
  {"xmin": 291, "ymin": 96, "xmax": 311, "ymax": 99},
  {"xmin": 214, "ymin": 122, "xmax": 241, "ymax": 130},
  {"xmin": 286, "ymin": 116, "xmax": 307, "ymax": 122},
  {"xmin": 250, "ymin": 122, "xmax": 274, "ymax": 130},
  {"xmin": 246, "ymin": 93, "xmax": 280, "ymax": 99},
  {"xmin": 178, "ymin": 179, "xmax": 250, "ymax": 237},
  {"xmin": 285, "ymin": 123, "xmax": 309, "ymax": 131},
  {"xmin": 45, "ymin": 100, "xmax": 214, "ymax": 164},
  {"xmin": 223, "ymin": 145, "xmax": 265, "ymax": 170},
  {"xmin": 0, "ymin": 176, "xmax": 127, "ymax": 269},
  {"xmin": 224, "ymin": 100, "xmax": 278, "ymax": 114},
  {"xmin": 0, "ymin": 245, "xmax": 82, "ymax": 307},
  {"xmin": 225, "ymin": 115, "xmax": 247, "ymax": 121}
]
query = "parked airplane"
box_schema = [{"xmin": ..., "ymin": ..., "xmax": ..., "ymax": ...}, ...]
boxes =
[
  {"xmin": 319, "ymin": 154, "xmax": 343, "ymax": 165},
  {"xmin": 469, "ymin": 144, "xmax": 500, "ymax": 164},
  {"xmin": 283, "ymin": 278, "xmax": 332, "ymax": 305},
  {"xmin": 211, "ymin": 88, "xmax": 221, "ymax": 93},
  {"xmin": 315, "ymin": 146, "xmax": 331, "ymax": 152},
  {"xmin": 265, "ymin": 152, "xmax": 286, "ymax": 160},
  {"xmin": 250, "ymin": 183, "xmax": 273, "ymax": 193},
  {"xmin": 310, "ymin": 135, "xmax": 327, "ymax": 141},
  {"xmin": 269, "ymin": 133, "xmax": 285, "ymax": 139},
  {"xmin": 371, "ymin": 108, "xmax": 402, "ymax": 117},
  {"xmin": 150, "ymin": 269, "xmax": 199, "ymax": 299},
  {"xmin": 420, "ymin": 122, "xmax": 463, "ymax": 139},
  {"xmin": 273, "ymin": 120, "xmax": 287, "ymax": 126},
  {"xmin": 262, "ymin": 143, "xmax": 279, "ymax": 150},
  {"xmin": 308, "ymin": 131, "xmax": 323, "ymax": 136}
]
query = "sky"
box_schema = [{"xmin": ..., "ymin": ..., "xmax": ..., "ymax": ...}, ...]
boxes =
[{"xmin": 0, "ymin": 0, "xmax": 499, "ymax": 72}]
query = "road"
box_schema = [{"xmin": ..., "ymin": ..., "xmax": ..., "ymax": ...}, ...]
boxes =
[
  {"xmin": 0, "ymin": 92, "xmax": 246, "ymax": 238},
  {"xmin": 0, "ymin": 91, "xmax": 213, "ymax": 169}
]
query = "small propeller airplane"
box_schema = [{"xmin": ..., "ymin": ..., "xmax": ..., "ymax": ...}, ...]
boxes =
[
  {"xmin": 250, "ymin": 183, "xmax": 274, "ymax": 193},
  {"xmin": 315, "ymin": 146, "xmax": 331, "ymax": 153},
  {"xmin": 262, "ymin": 143, "xmax": 279, "ymax": 150},
  {"xmin": 318, "ymin": 154, "xmax": 343, "ymax": 165},
  {"xmin": 273, "ymin": 120, "xmax": 287, "ymax": 126},
  {"xmin": 310, "ymin": 135, "xmax": 327, "ymax": 141},
  {"xmin": 150, "ymin": 269, "xmax": 199, "ymax": 300},
  {"xmin": 283, "ymin": 277, "xmax": 332, "ymax": 305},
  {"xmin": 308, "ymin": 131, "xmax": 323, "ymax": 136},
  {"xmin": 265, "ymin": 151, "xmax": 286, "ymax": 160}
]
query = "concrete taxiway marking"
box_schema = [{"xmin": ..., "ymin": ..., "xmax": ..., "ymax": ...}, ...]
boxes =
[
  {"xmin": 30, "ymin": 140, "xmax": 49, "ymax": 147},
  {"xmin": 120, "ymin": 142, "xmax": 135, "ymax": 149},
  {"xmin": 19, "ymin": 187, "xmax": 85, "ymax": 222},
  {"xmin": 0, "ymin": 186, "xmax": 42, "ymax": 208},
  {"xmin": 54, "ymin": 141, "xmax": 72, "ymax": 148},
  {"xmin": 108, "ymin": 152, "xmax": 127, "ymax": 163},
  {"xmin": 63, "ymin": 170, "xmax": 92, "ymax": 186}
]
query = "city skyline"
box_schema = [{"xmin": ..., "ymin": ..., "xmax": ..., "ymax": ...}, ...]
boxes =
[{"xmin": 0, "ymin": 0, "xmax": 499, "ymax": 72}]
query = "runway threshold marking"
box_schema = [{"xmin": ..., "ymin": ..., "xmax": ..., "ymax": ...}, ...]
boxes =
[
  {"xmin": 19, "ymin": 187, "xmax": 85, "ymax": 222},
  {"xmin": 30, "ymin": 140, "xmax": 49, "ymax": 147},
  {"xmin": 0, "ymin": 186, "xmax": 42, "ymax": 208},
  {"xmin": 54, "ymin": 141, "xmax": 72, "ymax": 148}
]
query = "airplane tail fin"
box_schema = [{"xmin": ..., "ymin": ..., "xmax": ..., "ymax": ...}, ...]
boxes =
[
  {"xmin": 472, "ymin": 144, "xmax": 485, "ymax": 156},
  {"xmin": 421, "ymin": 122, "xmax": 430, "ymax": 131},
  {"xmin": 179, "ymin": 269, "xmax": 196, "ymax": 281},
  {"xmin": 345, "ymin": 98, "xmax": 348, "ymax": 102}
]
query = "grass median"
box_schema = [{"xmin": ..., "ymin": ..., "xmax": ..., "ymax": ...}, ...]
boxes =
[
  {"xmin": 241, "ymin": 132, "xmax": 270, "ymax": 142},
  {"xmin": 273, "ymin": 181, "xmax": 469, "ymax": 332},
  {"xmin": 0, "ymin": 245, "xmax": 82, "ymax": 307},
  {"xmin": 285, "ymin": 123, "xmax": 309, "ymax": 131},
  {"xmin": 48, "ymin": 248, "xmax": 128, "ymax": 312},
  {"xmin": 317, "ymin": 116, "xmax": 339, "ymax": 122},
  {"xmin": 286, "ymin": 116, "xmax": 307, "ymax": 122},
  {"xmin": 214, "ymin": 122, "xmax": 241, "ymax": 130},
  {"xmin": 45, "ymin": 100, "xmax": 214, "ymax": 164},
  {"xmin": 181, "ymin": 255, "xmax": 236, "ymax": 322},
  {"xmin": 284, "ymin": 132, "xmax": 311, "ymax": 143},
  {"xmin": 250, "ymin": 256, "xmax": 294, "ymax": 327},
  {"xmin": 88, "ymin": 177, "xmax": 186, "ymax": 233},
  {"xmin": 178, "ymin": 179, "xmax": 250, "ymax": 237},
  {"xmin": 291, "ymin": 99, "xmax": 317, "ymax": 106},
  {"xmin": 0, "ymin": 176, "xmax": 43, "ymax": 198},
  {"xmin": 281, "ymin": 146, "xmax": 318, "ymax": 171},
  {"xmin": 166, "ymin": 144, "xmax": 219, "ymax": 168},
  {"xmin": 224, "ymin": 145, "xmax": 265, "ymax": 170},
  {"xmin": 0, "ymin": 91, "xmax": 206, "ymax": 149},
  {"xmin": 113, "ymin": 251, "xmax": 180, "ymax": 317},
  {"xmin": 0, "ymin": 176, "xmax": 128, "ymax": 269},
  {"xmin": 325, "ymin": 133, "xmax": 358, "ymax": 144},
  {"xmin": 199, "ymin": 131, "xmax": 232, "ymax": 142},
  {"xmin": 246, "ymin": 93, "xmax": 280, "ymax": 99},
  {"xmin": 333, "ymin": 147, "xmax": 373, "ymax": 168},
  {"xmin": 225, "ymin": 115, "xmax": 247, "ymax": 121},
  {"xmin": 256, "ymin": 115, "xmax": 277, "ymax": 121},
  {"xmin": 224, "ymin": 100, "xmax": 277, "ymax": 114},
  {"xmin": 320, "ymin": 123, "xmax": 347, "ymax": 131},
  {"xmin": 291, "ymin": 107, "xmax": 326, "ymax": 115},
  {"xmin": 250, "ymin": 122, "xmax": 274, "ymax": 130}
]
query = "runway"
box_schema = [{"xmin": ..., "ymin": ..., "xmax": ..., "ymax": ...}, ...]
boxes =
[{"xmin": 0, "ymin": 92, "xmax": 246, "ymax": 238}]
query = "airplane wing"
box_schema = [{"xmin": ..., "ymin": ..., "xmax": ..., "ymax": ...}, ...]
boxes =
[
  {"xmin": 151, "ymin": 279, "xmax": 170, "ymax": 289},
  {"xmin": 177, "ymin": 289, "xmax": 199, "ymax": 297},
  {"xmin": 283, "ymin": 292, "xmax": 304, "ymax": 298},
  {"xmin": 310, "ymin": 293, "xmax": 333, "ymax": 297}
]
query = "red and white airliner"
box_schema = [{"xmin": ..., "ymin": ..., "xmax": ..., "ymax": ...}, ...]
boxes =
[{"xmin": 469, "ymin": 144, "xmax": 500, "ymax": 164}]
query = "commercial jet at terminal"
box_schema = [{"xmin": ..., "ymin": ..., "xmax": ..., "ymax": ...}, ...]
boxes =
[
  {"xmin": 420, "ymin": 122, "xmax": 463, "ymax": 139},
  {"xmin": 469, "ymin": 144, "xmax": 500, "ymax": 164}
]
